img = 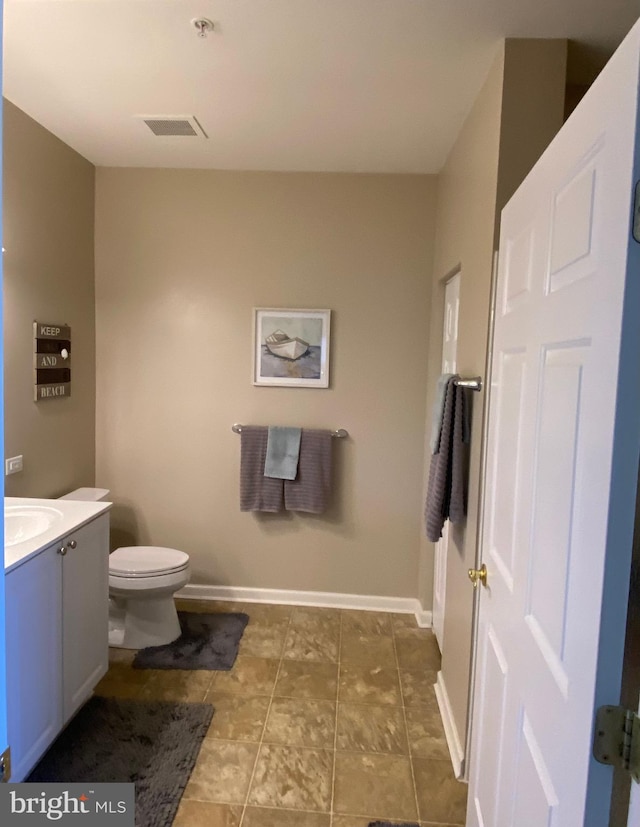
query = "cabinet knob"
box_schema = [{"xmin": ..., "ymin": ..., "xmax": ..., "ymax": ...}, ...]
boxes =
[
  {"xmin": 58, "ymin": 546, "xmax": 67, "ymax": 556},
  {"xmin": 68, "ymin": 540, "xmax": 77, "ymax": 549}
]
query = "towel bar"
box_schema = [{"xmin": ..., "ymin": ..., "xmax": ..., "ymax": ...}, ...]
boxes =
[
  {"xmin": 453, "ymin": 376, "xmax": 483, "ymax": 392},
  {"xmin": 232, "ymin": 423, "xmax": 348, "ymax": 438}
]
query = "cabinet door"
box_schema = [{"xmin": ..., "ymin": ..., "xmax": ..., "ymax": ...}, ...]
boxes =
[
  {"xmin": 6, "ymin": 545, "xmax": 63, "ymax": 781},
  {"xmin": 62, "ymin": 514, "xmax": 109, "ymax": 722}
]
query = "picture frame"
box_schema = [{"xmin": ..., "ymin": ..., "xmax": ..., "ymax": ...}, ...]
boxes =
[{"xmin": 253, "ymin": 308, "xmax": 331, "ymax": 388}]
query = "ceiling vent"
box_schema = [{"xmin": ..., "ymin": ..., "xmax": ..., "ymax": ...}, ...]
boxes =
[{"xmin": 139, "ymin": 115, "xmax": 208, "ymax": 138}]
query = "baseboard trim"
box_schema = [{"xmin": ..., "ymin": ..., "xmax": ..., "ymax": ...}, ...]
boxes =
[
  {"xmin": 435, "ymin": 670, "xmax": 466, "ymax": 779},
  {"xmin": 415, "ymin": 609, "xmax": 433, "ymax": 628},
  {"xmin": 176, "ymin": 583, "xmax": 425, "ymax": 620}
]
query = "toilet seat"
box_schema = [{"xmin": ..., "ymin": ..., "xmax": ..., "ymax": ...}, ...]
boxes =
[{"xmin": 109, "ymin": 546, "xmax": 190, "ymax": 578}]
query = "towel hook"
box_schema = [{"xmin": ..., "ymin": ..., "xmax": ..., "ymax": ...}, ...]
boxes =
[{"xmin": 453, "ymin": 376, "xmax": 483, "ymax": 392}]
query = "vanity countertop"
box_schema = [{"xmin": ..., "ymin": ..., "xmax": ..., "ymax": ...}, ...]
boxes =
[{"xmin": 5, "ymin": 496, "xmax": 112, "ymax": 574}]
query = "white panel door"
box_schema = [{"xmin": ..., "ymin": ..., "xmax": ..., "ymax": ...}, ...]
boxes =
[
  {"xmin": 433, "ymin": 272, "xmax": 460, "ymax": 651},
  {"xmin": 468, "ymin": 20, "xmax": 640, "ymax": 827}
]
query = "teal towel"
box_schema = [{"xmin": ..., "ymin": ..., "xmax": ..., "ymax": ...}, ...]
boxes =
[{"xmin": 264, "ymin": 427, "xmax": 302, "ymax": 480}]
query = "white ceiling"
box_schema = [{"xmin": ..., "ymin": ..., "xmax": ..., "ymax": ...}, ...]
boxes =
[{"xmin": 3, "ymin": 0, "xmax": 639, "ymax": 173}]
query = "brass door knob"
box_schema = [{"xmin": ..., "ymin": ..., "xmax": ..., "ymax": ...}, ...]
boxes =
[{"xmin": 468, "ymin": 564, "xmax": 487, "ymax": 588}]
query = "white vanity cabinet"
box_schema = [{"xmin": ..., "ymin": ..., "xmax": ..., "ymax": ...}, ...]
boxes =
[
  {"xmin": 61, "ymin": 515, "xmax": 110, "ymax": 721},
  {"xmin": 5, "ymin": 542, "xmax": 62, "ymax": 782},
  {"xmin": 6, "ymin": 512, "xmax": 110, "ymax": 781}
]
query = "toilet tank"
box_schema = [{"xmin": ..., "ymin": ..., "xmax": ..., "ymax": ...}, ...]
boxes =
[{"xmin": 58, "ymin": 487, "xmax": 111, "ymax": 502}]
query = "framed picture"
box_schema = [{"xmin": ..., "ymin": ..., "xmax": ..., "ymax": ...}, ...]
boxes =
[{"xmin": 253, "ymin": 308, "xmax": 331, "ymax": 388}]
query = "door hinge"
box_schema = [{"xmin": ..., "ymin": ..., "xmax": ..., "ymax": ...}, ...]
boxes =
[
  {"xmin": 593, "ymin": 705, "xmax": 640, "ymax": 782},
  {"xmin": 0, "ymin": 747, "xmax": 11, "ymax": 782},
  {"xmin": 633, "ymin": 181, "xmax": 640, "ymax": 243}
]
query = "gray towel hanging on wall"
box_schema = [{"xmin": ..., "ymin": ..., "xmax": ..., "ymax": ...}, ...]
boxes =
[{"xmin": 424, "ymin": 378, "xmax": 470, "ymax": 542}]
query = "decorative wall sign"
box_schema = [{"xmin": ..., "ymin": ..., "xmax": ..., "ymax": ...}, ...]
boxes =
[
  {"xmin": 253, "ymin": 308, "xmax": 331, "ymax": 388},
  {"xmin": 34, "ymin": 321, "xmax": 71, "ymax": 401}
]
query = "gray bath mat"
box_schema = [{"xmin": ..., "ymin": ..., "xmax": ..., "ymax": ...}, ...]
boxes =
[
  {"xmin": 368, "ymin": 823, "xmax": 420, "ymax": 827},
  {"xmin": 132, "ymin": 611, "xmax": 249, "ymax": 670},
  {"xmin": 27, "ymin": 696, "xmax": 213, "ymax": 827}
]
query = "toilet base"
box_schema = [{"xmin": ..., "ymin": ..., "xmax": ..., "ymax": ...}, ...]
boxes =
[{"xmin": 109, "ymin": 594, "xmax": 182, "ymax": 649}]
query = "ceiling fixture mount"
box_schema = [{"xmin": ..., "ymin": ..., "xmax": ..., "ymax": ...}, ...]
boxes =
[{"xmin": 192, "ymin": 18, "xmax": 214, "ymax": 38}]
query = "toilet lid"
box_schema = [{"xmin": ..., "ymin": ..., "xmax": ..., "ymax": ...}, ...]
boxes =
[{"xmin": 109, "ymin": 546, "xmax": 190, "ymax": 577}]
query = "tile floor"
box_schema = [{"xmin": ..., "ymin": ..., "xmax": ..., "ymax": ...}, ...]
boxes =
[{"xmin": 95, "ymin": 600, "xmax": 468, "ymax": 827}]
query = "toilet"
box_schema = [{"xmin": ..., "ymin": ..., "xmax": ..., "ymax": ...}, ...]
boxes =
[{"xmin": 60, "ymin": 488, "xmax": 191, "ymax": 649}]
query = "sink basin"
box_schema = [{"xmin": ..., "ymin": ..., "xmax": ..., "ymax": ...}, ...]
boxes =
[{"xmin": 5, "ymin": 505, "xmax": 64, "ymax": 547}]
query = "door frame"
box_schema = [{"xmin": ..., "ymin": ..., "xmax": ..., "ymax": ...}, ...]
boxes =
[
  {"xmin": 0, "ymin": 0, "xmax": 9, "ymax": 774},
  {"xmin": 432, "ymin": 270, "xmax": 461, "ymax": 651},
  {"xmin": 585, "ymin": 95, "xmax": 640, "ymax": 820},
  {"xmin": 463, "ymin": 251, "xmax": 499, "ymax": 778},
  {"xmin": 610, "ymin": 459, "xmax": 640, "ymax": 825}
]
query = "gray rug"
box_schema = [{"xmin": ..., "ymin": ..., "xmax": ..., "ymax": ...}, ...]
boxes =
[
  {"xmin": 27, "ymin": 696, "xmax": 213, "ymax": 827},
  {"xmin": 133, "ymin": 611, "xmax": 249, "ymax": 670},
  {"xmin": 368, "ymin": 823, "xmax": 420, "ymax": 827}
]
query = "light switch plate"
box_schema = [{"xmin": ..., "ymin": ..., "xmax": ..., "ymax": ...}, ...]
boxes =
[{"xmin": 5, "ymin": 455, "xmax": 23, "ymax": 475}]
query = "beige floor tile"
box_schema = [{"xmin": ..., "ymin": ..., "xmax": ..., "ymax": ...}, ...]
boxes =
[
  {"xmin": 243, "ymin": 603, "xmax": 293, "ymax": 627},
  {"xmin": 338, "ymin": 663, "xmax": 402, "ymax": 706},
  {"xmin": 175, "ymin": 599, "xmax": 245, "ymax": 614},
  {"xmin": 332, "ymin": 819, "xmax": 419, "ymax": 827},
  {"xmin": 184, "ymin": 739, "xmax": 258, "ymax": 804},
  {"xmin": 138, "ymin": 669, "xmax": 213, "ymax": 702},
  {"xmin": 263, "ymin": 698, "xmax": 336, "ymax": 748},
  {"xmin": 203, "ymin": 692, "xmax": 270, "ymax": 741},
  {"xmin": 238, "ymin": 626, "xmax": 287, "ymax": 658},
  {"xmin": 93, "ymin": 679, "xmax": 143, "ymax": 700},
  {"xmin": 283, "ymin": 628, "xmax": 339, "ymax": 662},
  {"xmin": 108, "ymin": 647, "xmax": 136, "ymax": 665},
  {"xmin": 399, "ymin": 670, "xmax": 439, "ymax": 707},
  {"xmin": 336, "ymin": 703, "xmax": 408, "ymax": 755},
  {"xmin": 341, "ymin": 610, "xmax": 392, "ymax": 636},
  {"xmin": 333, "ymin": 752, "xmax": 417, "ymax": 821},
  {"xmin": 103, "ymin": 662, "xmax": 149, "ymax": 685},
  {"xmin": 421, "ymin": 823, "xmax": 463, "ymax": 827},
  {"xmin": 172, "ymin": 800, "xmax": 243, "ymax": 827},
  {"xmin": 289, "ymin": 607, "xmax": 341, "ymax": 633},
  {"xmin": 394, "ymin": 637, "xmax": 440, "ymax": 671},
  {"xmin": 405, "ymin": 695, "xmax": 449, "ymax": 760},
  {"xmin": 393, "ymin": 626, "xmax": 438, "ymax": 640},
  {"xmin": 390, "ymin": 613, "xmax": 419, "ymax": 632},
  {"xmin": 96, "ymin": 602, "xmax": 462, "ymax": 825},
  {"xmin": 274, "ymin": 661, "xmax": 339, "ymax": 700},
  {"xmin": 341, "ymin": 634, "xmax": 396, "ymax": 668},
  {"xmin": 212, "ymin": 657, "xmax": 280, "ymax": 695},
  {"xmin": 242, "ymin": 806, "xmax": 330, "ymax": 827},
  {"xmin": 248, "ymin": 744, "xmax": 333, "ymax": 811},
  {"xmin": 413, "ymin": 758, "xmax": 468, "ymax": 824}
]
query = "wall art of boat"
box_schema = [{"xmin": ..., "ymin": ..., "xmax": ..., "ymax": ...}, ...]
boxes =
[{"xmin": 265, "ymin": 329, "xmax": 310, "ymax": 360}]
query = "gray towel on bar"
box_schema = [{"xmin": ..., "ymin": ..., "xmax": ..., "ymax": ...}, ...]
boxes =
[
  {"xmin": 284, "ymin": 429, "xmax": 333, "ymax": 514},
  {"xmin": 429, "ymin": 373, "xmax": 454, "ymax": 453},
  {"xmin": 264, "ymin": 426, "xmax": 302, "ymax": 480},
  {"xmin": 240, "ymin": 426, "xmax": 284, "ymax": 512},
  {"xmin": 424, "ymin": 379, "xmax": 469, "ymax": 542}
]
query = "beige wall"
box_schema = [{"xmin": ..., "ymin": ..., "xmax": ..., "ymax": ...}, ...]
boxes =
[
  {"xmin": 419, "ymin": 39, "xmax": 567, "ymax": 758},
  {"xmin": 95, "ymin": 169, "xmax": 437, "ymax": 597},
  {"xmin": 3, "ymin": 100, "xmax": 96, "ymax": 498}
]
